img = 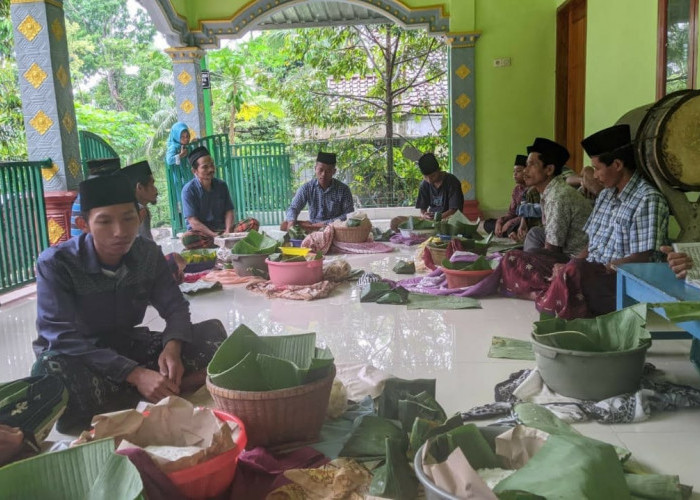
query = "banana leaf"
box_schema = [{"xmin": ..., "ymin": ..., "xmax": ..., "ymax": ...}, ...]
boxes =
[
  {"xmin": 288, "ymin": 225, "xmax": 306, "ymax": 239},
  {"xmin": 360, "ymin": 282, "xmax": 393, "ymax": 302},
  {"xmin": 378, "ymin": 377, "xmax": 436, "ymax": 419},
  {"xmin": 392, "ymin": 260, "xmax": 416, "ymax": 274},
  {"xmin": 532, "ymin": 303, "xmax": 650, "ymax": 352},
  {"xmin": 650, "ymin": 301, "xmax": 700, "ymax": 323},
  {"xmin": 625, "ymin": 473, "xmax": 685, "ymax": 500},
  {"xmin": 441, "ymin": 255, "xmax": 498, "ymax": 271},
  {"xmin": 346, "ymin": 218, "xmax": 362, "ymax": 227},
  {"xmin": 406, "ymin": 294, "xmax": 481, "ymax": 310},
  {"xmin": 409, "ymin": 414, "xmax": 463, "ymax": 458},
  {"xmin": 376, "ymin": 287, "xmax": 409, "ymax": 305},
  {"xmin": 267, "ymin": 253, "xmax": 307, "ymax": 262},
  {"xmin": 207, "ymin": 325, "xmax": 330, "ymax": 391},
  {"xmin": 515, "ymin": 403, "xmax": 630, "ymax": 461},
  {"xmin": 369, "ymin": 437, "xmax": 419, "ymax": 499},
  {"xmin": 209, "ymin": 351, "xmax": 268, "ymax": 391},
  {"xmin": 399, "ymin": 217, "xmax": 435, "ymax": 230},
  {"xmin": 493, "ymin": 434, "xmax": 631, "ymax": 499},
  {"xmin": 488, "ymin": 336, "xmax": 535, "ymax": 360},
  {"xmin": 397, "ymin": 391, "xmax": 447, "ymax": 434},
  {"xmin": 232, "ymin": 229, "xmax": 278, "ymax": 255},
  {"xmin": 180, "ymin": 248, "xmax": 217, "ymax": 264},
  {"xmin": 339, "ymin": 415, "xmax": 406, "ymax": 460},
  {"xmin": 0, "ymin": 438, "xmax": 143, "ymax": 500},
  {"xmin": 437, "ymin": 211, "xmax": 479, "ymax": 237},
  {"xmin": 425, "ymin": 423, "xmax": 500, "ymax": 469}
]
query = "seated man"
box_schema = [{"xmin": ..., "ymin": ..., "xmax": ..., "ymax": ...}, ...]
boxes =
[
  {"xmin": 415, "ymin": 152, "xmax": 464, "ymax": 221},
  {"xmin": 483, "ymin": 154, "xmax": 529, "ymax": 237},
  {"xmin": 70, "ymin": 158, "xmax": 121, "ymax": 238},
  {"xmin": 33, "ymin": 174, "xmax": 226, "ymax": 432},
  {"xmin": 121, "ymin": 160, "xmax": 158, "ymax": 241},
  {"xmin": 181, "ymin": 146, "xmax": 259, "ymax": 249},
  {"xmin": 507, "ymin": 138, "xmax": 591, "ymax": 255},
  {"xmin": 507, "ymin": 124, "xmax": 669, "ymax": 319},
  {"xmin": 122, "ymin": 160, "xmax": 186, "ymax": 283},
  {"xmin": 281, "ymin": 152, "xmax": 354, "ymax": 232}
]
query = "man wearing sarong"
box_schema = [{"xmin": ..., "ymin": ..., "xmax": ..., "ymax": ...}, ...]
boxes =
[
  {"xmin": 281, "ymin": 152, "xmax": 355, "ymax": 232},
  {"xmin": 501, "ymin": 125, "xmax": 668, "ymax": 318},
  {"xmin": 33, "ymin": 174, "xmax": 226, "ymax": 432},
  {"xmin": 498, "ymin": 138, "xmax": 592, "ymax": 300},
  {"xmin": 181, "ymin": 146, "xmax": 259, "ymax": 249}
]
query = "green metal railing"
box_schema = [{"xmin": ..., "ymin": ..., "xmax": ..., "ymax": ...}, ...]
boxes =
[
  {"xmin": 228, "ymin": 142, "xmax": 292, "ymax": 226},
  {"xmin": 78, "ymin": 131, "xmax": 119, "ymax": 177},
  {"xmin": 165, "ymin": 135, "xmax": 292, "ymax": 233},
  {"xmin": 0, "ymin": 160, "xmax": 50, "ymax": 294}
]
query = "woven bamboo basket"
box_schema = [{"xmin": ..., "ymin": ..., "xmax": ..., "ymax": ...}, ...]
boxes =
[
  {"xmin": 333, "ymin": 219, "xmax": 371, "ymax": 243},
  {"xmin": 206, "ymin": 365, "xmax": 335, "ymax": 448},
  {"xmin": 427, "ymin": 245, "xmax": 447, "ymax": 265}
]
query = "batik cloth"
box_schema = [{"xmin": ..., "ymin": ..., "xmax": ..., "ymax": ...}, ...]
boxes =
[
  {"xmin": 462, "ymin": 365, "xmax": 700, "ymax": 425},
  {"xmin": 31, "ymin": 320, "xmax": 225, "ymax": 432}
]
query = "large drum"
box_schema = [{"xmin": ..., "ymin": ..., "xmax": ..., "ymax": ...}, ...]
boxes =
[{"xmin": 631, "ymin": 89, "xmax": 700, "ymax": 191}]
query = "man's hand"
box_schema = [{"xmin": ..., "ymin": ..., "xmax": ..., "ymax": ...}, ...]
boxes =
[
  {"xmin": 421, "ymin": 211, "xmax": 434, "ymax": 221},
  {"xmin": 0, "ymin": 425, "xmax": 24, "ymax": 466},
  {"xmin": 660, "ymin": 245, "xmax": 693, "ymax": 279},
  {"xmin": 501, "ymin": 217, "xmax": 520, "ymax": 236},
  {"xmin": 494, "ymin": 217, "xmax": 504, "ymax": 237},
  {"xmin": 126, "ymin": 366, "xmax": 179, "ymax": 403},
  {"xmin": 158, "ymin": 340, "xmax": 184, "ymax": 388}
]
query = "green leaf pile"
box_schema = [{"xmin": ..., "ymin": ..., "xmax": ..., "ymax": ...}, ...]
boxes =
[
  {"xmin": 207, "ymin": 324, "xmax": 334, "ymax": 391},
  {"xmin": 532, "ymin": 303, "xmax": 650, "ymax": 352},
  {"xmin": 436, "ymin": 211, "xmax": 479, "ymax": 237},
  {"xmin": 398, "ymin": 216, "xmax": 435, "ymax": 230},
  {"xmin": 441, "ymin": 255, "xmax": 498, "ymax": 271},
  {"xmin": 180, "ymin": 248, "xmax": 217, "ymax": 264},
  {"xmin": 231, "ymin": 229, "xmax": 279, "ymax": 255},
  {"xmin": 287, "ymin": 225, "xmax": 306, "ymax": 240}
]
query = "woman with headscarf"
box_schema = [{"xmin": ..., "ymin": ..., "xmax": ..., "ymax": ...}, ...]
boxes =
[{"xmin": 166, "ymin": 122, "xmax": 190, "ymax": 167}]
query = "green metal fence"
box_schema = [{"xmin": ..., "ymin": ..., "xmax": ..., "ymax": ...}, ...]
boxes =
[
  {"xmin": 165, "ymin": 135, "xmax": 292, "ymax": 234},
  {"xmin": 0, "ymin": 160, "xmax": 50, "ymax": 294},
  {"xmin": 78, "ymin": 131, "xmax": 119, "ymax": 177},
  {"xmin": 228, "ymin": 142, "xmax": 292, "ymax": 226}
]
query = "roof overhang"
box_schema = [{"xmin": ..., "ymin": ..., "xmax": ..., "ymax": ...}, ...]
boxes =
[{"xmin": 137, "ymin": 0, "xmax": 450, "ymax": 48}]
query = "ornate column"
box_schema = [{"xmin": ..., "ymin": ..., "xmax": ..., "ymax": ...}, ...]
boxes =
[
  {"xmin": 11, "ymin": 0, "xmax": 82, "ymax": 245},
  {"xmin": 446, "ymin": 32, "xmax": 481, "ymax": 220},
  {"xmin": 166, "ymin": 47, "xmax": 207, "ymax": 140}
]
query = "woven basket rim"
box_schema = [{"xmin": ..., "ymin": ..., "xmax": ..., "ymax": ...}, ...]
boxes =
[{"xmin": 207, "ymin": 365, "xmax": 335, "ymax": 400}]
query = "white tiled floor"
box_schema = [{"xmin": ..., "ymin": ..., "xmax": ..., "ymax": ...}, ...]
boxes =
[{"xmin": 2, "ymin": 242, "xmax": 699, "ymax": 494}]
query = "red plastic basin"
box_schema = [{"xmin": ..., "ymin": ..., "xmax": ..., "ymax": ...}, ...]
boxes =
[
  {"xmin": 266, "ymin": 257, "xmax": 324, "ymax": 286},
  {"xmin": 443, "ymin": 267, "xmax": 493, "ymax": 288}
]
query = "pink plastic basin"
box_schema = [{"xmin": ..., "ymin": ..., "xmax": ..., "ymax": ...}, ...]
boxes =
[{"xmin": 266, "ymin": 257, "xmax": 324, "ymax": 286}]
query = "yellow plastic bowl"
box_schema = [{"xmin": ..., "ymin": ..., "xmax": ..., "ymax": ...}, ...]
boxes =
[{"xmin": 280, "ymin": 246, "xmax": 311, "ymax": 257}]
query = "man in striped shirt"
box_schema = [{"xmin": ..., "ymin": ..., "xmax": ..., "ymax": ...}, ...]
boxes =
[
  {"xmin": 281, "ymin": 152, "xmax": 354, "ymax": 231},
  {"xmin": 537, "ymin": 124, "xmax": 669, "ymax": 318}
]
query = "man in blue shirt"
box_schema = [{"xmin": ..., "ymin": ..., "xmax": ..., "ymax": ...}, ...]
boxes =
[
  {"xmin": 181, "ymin": 146, "xmax": 258, "ymax": 249},
  {"xmin": 33, "ymin": 174, "xmax": 226, "ymax": 432},
  {"xmin": 281, "ymin": 152, "xmax": 355, "ymax": 231}
]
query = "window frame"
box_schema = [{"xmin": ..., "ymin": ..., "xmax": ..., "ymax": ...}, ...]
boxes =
[{"xmin": 657, "ymin": 0, "xmax": 698, "ymax": 98}]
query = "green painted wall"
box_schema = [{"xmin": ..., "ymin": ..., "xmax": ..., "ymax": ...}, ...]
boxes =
[
  {"xmin": 472, "ymin": 0, "xmax": 557, "ymax": 212},
  {"xmin": 584, "ymin": 0, "xmax": 657, "ymax": 136}
]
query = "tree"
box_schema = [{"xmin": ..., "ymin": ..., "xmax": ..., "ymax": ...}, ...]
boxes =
[
  {"xmin": 0, "ymin": 0, "xmax": 26, "ymax": 159},
  {"xmin": 258, "ymin": 26, "xmax": 447, "ymax": 204},
  {"xmin": 64, "ymin": 0, "xmax": 156, "ymax": 113}
]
